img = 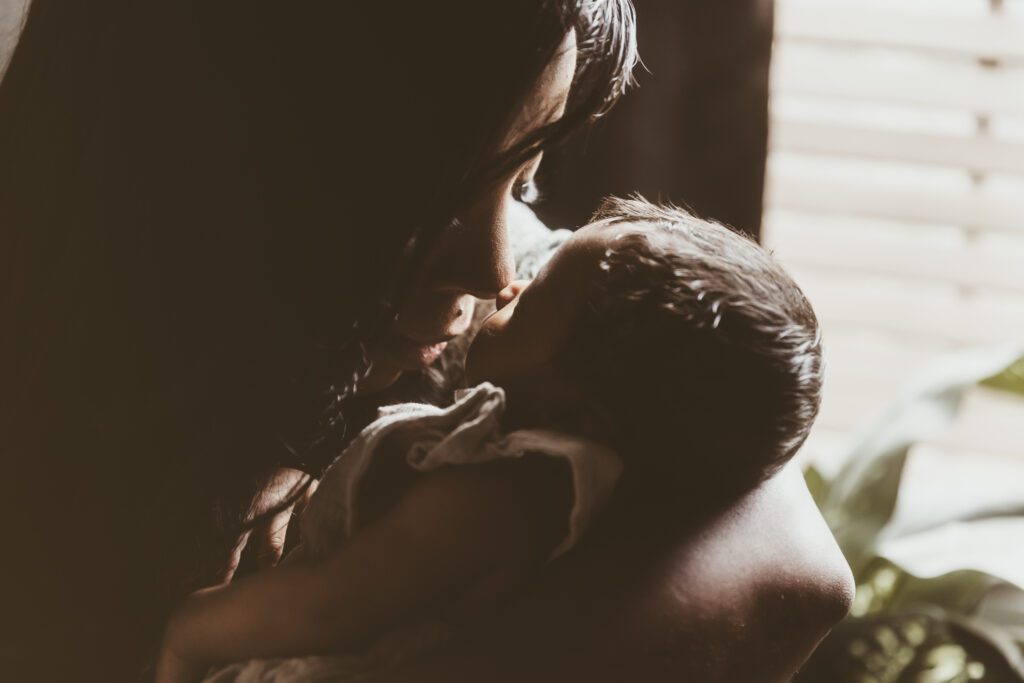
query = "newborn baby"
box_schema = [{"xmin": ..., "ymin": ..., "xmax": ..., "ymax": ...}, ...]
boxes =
[{"xmin": 157, "ymin": 196, "xmax": 823, "ymax": 683}]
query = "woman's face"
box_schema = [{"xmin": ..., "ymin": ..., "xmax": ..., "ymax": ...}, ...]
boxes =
[
  {"xmin": 463, "ymin": 220, "xmax": 618, "ymax": 385},
  {"xmin": 358, "ymin": 31, "xmax": 578, "ymax": 393}
]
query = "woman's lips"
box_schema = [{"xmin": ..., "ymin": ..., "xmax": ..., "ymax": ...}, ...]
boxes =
[
  {"xmin": 409, "ymin": 340, "xmax": 448, "ymax": 366},
  {"xmin": 378, "ymin": 331, "xmax": 450, "ymax": 369}
]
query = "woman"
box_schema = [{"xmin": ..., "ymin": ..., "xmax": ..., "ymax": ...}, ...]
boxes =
[
  {"xmin": 0, "ymin": 1, "xmax": 633, "ymax": 678},
  {"xmin": 1, "ymin": 1, "xmax": 852, "ymax": 681}
]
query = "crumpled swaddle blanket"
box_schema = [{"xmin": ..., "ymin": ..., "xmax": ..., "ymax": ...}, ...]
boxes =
[{"xmin": 204, "ymin": 382, "xmax": 622, "ymax": 683}]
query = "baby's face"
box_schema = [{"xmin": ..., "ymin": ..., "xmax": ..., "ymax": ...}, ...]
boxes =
[{"xmin": 465, "ymin": 221, "xmax": 621, "ymax": 385}]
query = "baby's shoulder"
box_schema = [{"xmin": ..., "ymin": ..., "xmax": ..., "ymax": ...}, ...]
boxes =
[{"xmin": 399, "ymin": 455, "xmax": 574, "ymax": 552}]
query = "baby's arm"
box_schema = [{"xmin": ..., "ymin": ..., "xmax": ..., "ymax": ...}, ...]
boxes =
[{"xmin": 155, "ymin": 458, "xmax": 569, "ymax": 683}]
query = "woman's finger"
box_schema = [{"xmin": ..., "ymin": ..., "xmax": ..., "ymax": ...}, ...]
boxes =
[
  {"xmin": 251, "ymin": 468, "xmax": 316, "ymax": 568},
  {"xmin": 284, "ymin": 478, "xmax": 319, "ymax": 552},
  {"xmin": 256, "ymin": 506, "xmax": 293, "ymax": 569},
  {"xmin": 293, "ymin": 477, "xmax": 319, "ymax": 517},
  {"xmin": 222, "ymin": 529, "xmax": 252, "ymax": 583}
]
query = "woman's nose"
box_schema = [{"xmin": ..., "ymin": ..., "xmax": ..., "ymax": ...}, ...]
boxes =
[{"xmin": 432, "ymin": 193, "xmax": 515, "ymax": 299}]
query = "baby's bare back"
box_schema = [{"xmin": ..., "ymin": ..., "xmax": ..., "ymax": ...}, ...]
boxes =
[{"xmin": 375, "ymin": 464, "xmax": 854, "ymax": 683}]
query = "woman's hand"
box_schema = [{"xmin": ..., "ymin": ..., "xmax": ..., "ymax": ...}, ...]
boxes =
[
  {"xmin": 154, "ymin": 644, "xmax": 208, "ymax": 683},
  {"xmin": 155, "ymin": 604, "xmax": 214, "ymax": 683},
  {"xmin": 224, "ymin": 468, "xmax": 318, "ymax": 582},
  {"xmin": 155, "ymin": 582, "xmax": 242, "ymax": 683}
]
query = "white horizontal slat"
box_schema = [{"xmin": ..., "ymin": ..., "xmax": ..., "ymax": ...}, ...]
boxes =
[
  {"xmin": 796, "ymin": 426, "xmax": 854, "ymax": 476},
  {"xmin": 772, "ymin": 43, "xmax": 1024, "ymax": 117},
  {"xmin": 771, "ymin": 1, "xmax": 1024, "ymax": 478},
  {"xmin": 811, "ymin": 390, "xmax": 894, "ymax": 432},
  {"xmin": 765, "ymin": 158, "xmax": 1024, "ymax": 235},
  {"xmin": 992, "ymin": 114, "xmax": 1024, "ymax": 143},
  {"xmin": 819, "ymin": 328, "xmax": 955, "ymax": 376},
  {"xmin": 773, "ymin": 94, "xmax": 979, "ymax": 137},
  {"xmin": 938, "ymin": 388, "xmax": 1024, "ymax": 458},
  {"xmin": 889, "ymin": 441, "xmax": 1024, "ymax": 538},
  {"xmin": 802, "ymin": 428, "xmax": 1024, "ymax": 485},
  {"xmin": 0, "ymin": 0, "xmax": 29, "ymax": 83},
  {"xmin": 816, "ymin": 384, "xmax": 1024, "ymax": 458},
  {"xmin": 787, "ymin": 267, "xmax": 1024, "ymax": 345},
  {"xmin": 770, "ymin": 118, "xmax": 1024, "ymax": 176},
  {"xmin": 765, "ymin": 216, "xmax": 1024, "ymax": 292},
  {"xmin": 815, "ymin": 330, "xmax": 956, "ymax": 406},
  {"xmin": 776, "ymin": 1, "xmax": 1024, "ymax": 63}
]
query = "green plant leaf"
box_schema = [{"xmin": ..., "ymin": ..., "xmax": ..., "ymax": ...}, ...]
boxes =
[
  {"xmin": 853, "ymin": 558, "xmax": 1006, "ymax": 619},
  {"xmin": 818, "ymin": 345, "xmax": 1023, "ymax": 578},
  {"xmin": 980, "ymin": 356, "xmax": 1024, "ymax": 397},
  {"xmin": 804, "ymin": 464, "xmax": 830, "ymax": 510}
]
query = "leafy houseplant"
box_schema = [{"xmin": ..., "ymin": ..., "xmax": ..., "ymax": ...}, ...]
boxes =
[{"xmin": 799, "ymin": 349, "xmax": 1024, "ymax": 683}]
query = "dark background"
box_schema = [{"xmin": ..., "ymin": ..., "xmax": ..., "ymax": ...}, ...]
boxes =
[{"xmin": 537, "ymin": 0, "xmax": 774, "ymax": 241}]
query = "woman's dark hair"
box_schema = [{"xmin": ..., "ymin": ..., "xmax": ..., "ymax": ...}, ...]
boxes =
[{"xmin": 0, "ymin": 1, "xmax": 635, "ymax": 677}]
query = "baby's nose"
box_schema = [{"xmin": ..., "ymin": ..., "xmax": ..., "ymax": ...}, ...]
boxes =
[{"xmin": 495, "ymin": 280, "xmax": 531, "ymax": 311}]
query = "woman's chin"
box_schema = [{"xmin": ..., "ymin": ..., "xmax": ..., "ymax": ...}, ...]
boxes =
[
  {"xmin": 355, "ymin": 364, "xmax": 404, "ymax": 396},
  {"xmin": 373, "ymin": 326, "xmax": 451, "ymax": 369}
]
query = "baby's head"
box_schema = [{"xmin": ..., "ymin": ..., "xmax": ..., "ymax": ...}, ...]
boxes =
[{"xmin": 467, "ymin": 196, "xmax": 822, "ymax": 495}]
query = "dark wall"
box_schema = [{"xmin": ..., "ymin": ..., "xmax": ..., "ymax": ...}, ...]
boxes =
[{"xmin": 537, "ymin": 0, "xmax": 775, "ymax": 240}]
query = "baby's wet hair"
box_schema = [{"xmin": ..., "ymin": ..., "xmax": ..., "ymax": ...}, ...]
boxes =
[{"xmin": 556, "ymin": 196, "xmax": 823, "ymax": 497}]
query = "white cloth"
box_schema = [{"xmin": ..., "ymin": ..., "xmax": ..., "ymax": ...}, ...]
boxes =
[
  {"xmin": 204, "ymin": 382, "xmax": 622, "ymax": 683},
  {"xmin": 507, "ymin": 199, "xmax": 572, "ymax": 280}
]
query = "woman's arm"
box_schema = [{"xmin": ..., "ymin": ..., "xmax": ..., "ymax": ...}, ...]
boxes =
[{"xmin": 156, "ymin": 458, "xmax": 569, "ymax": 683}]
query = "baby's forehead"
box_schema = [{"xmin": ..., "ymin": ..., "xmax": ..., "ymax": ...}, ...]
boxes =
[
  {"xmin": 530, "ymin": 221, "xmax": 638, "ymax": 293},
  {"xmin": 571, "ymin": 218, "xmax": 650, "ymax": 248},
  {"xmin": 554, "ymin": 220, "xmax": 658, "ymax": 270},
  {"xmin": 539, "ymin": 219, "xmax": 654, "ymax": 287}
]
